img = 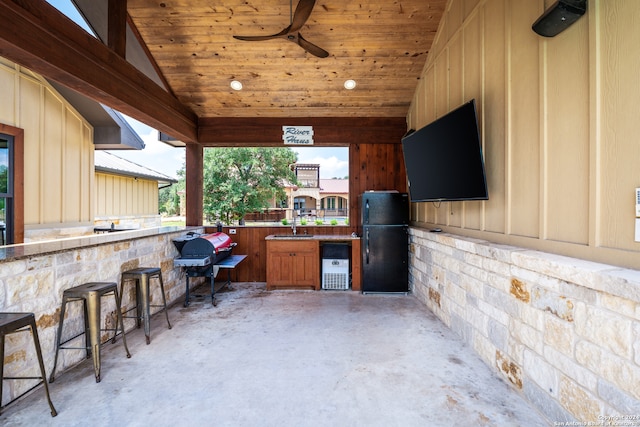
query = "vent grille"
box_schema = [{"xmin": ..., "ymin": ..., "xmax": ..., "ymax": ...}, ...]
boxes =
[
  {"xmin": 323, "ymin": 272, "xmax": 348, "ymax": 290},
  {"xmin": 322, "ymin": 259, "xmax": 349, "ymax": 290}
]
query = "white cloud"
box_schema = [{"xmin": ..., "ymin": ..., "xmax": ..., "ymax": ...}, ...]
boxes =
[
  {"xmin": 310, "ymin": 155, "xmax": 348, "ymax": 178},
  {"xmin": 140, "ymin": 131, "xmax": 170, "ymax": 154}
]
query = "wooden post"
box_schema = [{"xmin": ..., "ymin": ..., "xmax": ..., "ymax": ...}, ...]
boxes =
[{"xmin": 185, "ymin": 143, "xmax": 203, "ymax": 226}]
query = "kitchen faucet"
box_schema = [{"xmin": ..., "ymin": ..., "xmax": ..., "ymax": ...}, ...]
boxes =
[{"xmin": 291, "ymin": 211, "xmax": 297, "ymax": 235}]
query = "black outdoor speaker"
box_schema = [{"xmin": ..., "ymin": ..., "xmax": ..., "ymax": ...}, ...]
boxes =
[{"xmin": 532, "ymin": 0, "xmax": 587, "ymax": 37}]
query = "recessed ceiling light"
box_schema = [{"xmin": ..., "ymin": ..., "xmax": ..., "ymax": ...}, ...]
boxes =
[
  {"xmin": 230, "ymin": 80, "xmax": 243, "ymax": 91},
  {"xmin": 344, "ymin": 79, "xmax": 357, "ymax": 90}
]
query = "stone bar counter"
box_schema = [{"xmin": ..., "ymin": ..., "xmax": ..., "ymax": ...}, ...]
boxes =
[{"xmin": 0, "ymin": 226, "xmax": 201, "ymax": 402}]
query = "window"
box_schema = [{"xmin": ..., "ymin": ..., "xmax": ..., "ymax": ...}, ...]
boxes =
[
  {"xmin": 0, "ymin": 125, "xmax": 23, "ymax": 244},
  {"xmin": 294, "ymin": 197, "xmax": 306, "ymax": 210},
  {"xmin": 194, "ymin": 146, "xmax": 349, "ymax": 226},
  {"xmin": 0, "ymin": 133, "xmax": 13, "ymax": 244},
  {"xmin": 325, "ymin": 197, "xmax": 336, "ymax": 210}
]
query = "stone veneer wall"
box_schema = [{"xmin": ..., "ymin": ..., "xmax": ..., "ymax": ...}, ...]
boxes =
[
  {"xmin": 409, "ymin": 228, "xmax": 640, "ymax": 423},
  {"xmin": 0, "ymin": 229, "xmax": 202, "ymax": 403}
]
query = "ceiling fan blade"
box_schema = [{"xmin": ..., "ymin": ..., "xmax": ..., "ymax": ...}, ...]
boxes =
[
  {"xmin": 233, "ymin": 34, "xmax": 281, "ymax": 42},
  {"xmin": 297, "ymin": 33, "xmax": 329, "ymax": 58},
  {"xmin": 290, "ymin": 0, "xmax": 317, "ymax": 33},
  {"xmin": 233, "ymin": 23, "xmax": 292, "ymax": 41}
]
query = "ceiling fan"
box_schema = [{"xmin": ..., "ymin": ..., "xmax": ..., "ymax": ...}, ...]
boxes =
[{"xmin": 233, "ymin": 0, "xmax": 329, "ymax": 58}]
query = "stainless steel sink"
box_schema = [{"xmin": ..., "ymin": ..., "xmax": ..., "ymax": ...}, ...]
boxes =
[{"xmin": 270, "ymin": 234, "xmax": 314, "ymax": 238}]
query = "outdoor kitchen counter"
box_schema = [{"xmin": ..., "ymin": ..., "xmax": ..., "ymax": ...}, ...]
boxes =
[
  {"xmin": 0, "ymin": 226, "xmax": 201, "ymax": 263},
  {"xmin": 265, "ymin": 234, "xmax": 361, "ymax": 291},
  {"xmin": 264, "ymin": 234, "xmax": 360, "ymax": 241}
]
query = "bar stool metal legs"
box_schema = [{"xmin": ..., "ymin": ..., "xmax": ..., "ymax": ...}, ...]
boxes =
[
  {"xmin": 50, "ymin": 282, "xmax": 131, "ymax": 384},
  {"xmin": 120, "ymin": 267, "xmax": 172, "ymax": 345},
  {"xmin": 0, "ymin": 313, "xmax": 57, "ymax": 417}
]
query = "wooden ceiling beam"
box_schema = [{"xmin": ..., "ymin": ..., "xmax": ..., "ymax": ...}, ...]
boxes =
[
  {"xmin": 198, "ymin": 117, "xmax": 407, "ymax": 146},
  {"xmin": 0, "ymin": 0, "xmax": 198, "ymax": 142},
  {"xmin": 108, "ymin": 0, "xmax": 127, "ymax": 58}
]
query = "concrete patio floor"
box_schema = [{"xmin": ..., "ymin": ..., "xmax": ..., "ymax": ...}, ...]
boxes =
[{"xmin": 2, "ymin": 282, "xmax": 548, "ymax": 426}]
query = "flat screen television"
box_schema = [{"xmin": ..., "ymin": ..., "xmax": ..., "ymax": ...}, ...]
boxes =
[{"xmin": 401, "ymin": 99, "xmax": 488, "ymax": 202}]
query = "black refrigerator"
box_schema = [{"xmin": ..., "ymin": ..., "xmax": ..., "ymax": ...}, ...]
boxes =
[{"xmin": 360, "ymin": 191, "xmax": 409, "ymax": 293}]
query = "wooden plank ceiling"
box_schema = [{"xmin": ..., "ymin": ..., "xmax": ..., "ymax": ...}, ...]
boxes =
[
  {"xmin": 0, "ymin": 0, "xmax": 445, "ymax": 143},
  {"xmin": 126, "ymin": 0, "xmax": 446, "ymax": 119}
]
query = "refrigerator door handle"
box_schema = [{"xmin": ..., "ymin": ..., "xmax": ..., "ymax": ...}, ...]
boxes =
[
  {"xmin": 364, "ymin": 200, "xmax": 369, "ymax": 224},
  {"xmin": 365, "ymin": 229, "xmax": 370, "ymax": 264}
]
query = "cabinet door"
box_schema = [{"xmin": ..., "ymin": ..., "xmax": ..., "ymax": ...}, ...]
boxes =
[
  {"xmin": 266, "ymin": 250, "xmax": 295, "ymax": 288},
  {"xmin": 292, "ymin": 250, "xmax": 319, "ymax": 289},
  {"xmin": 266, "ymin": 240, "xmax": 319, "ymax": 290}
]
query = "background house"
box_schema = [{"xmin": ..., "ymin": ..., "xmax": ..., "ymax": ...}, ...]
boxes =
[
  {"xmin": 319, "ymin": 178, "xmax": 349, "ymax": 218},
  {"xmin": 282, "ymin": 164, "xmax": 349, "ymax": 222},
  {"xmin": 94, "ymin": 151, "xmax": 177, "ymax": 231}
]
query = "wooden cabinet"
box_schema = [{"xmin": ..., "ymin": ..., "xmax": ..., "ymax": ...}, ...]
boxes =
[{"xmin": 266, "ymin": 240, "xmax": 319, "ymax": 290}]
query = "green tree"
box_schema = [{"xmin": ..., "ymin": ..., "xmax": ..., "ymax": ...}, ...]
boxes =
[
  {"xmin": 159, "ymin": 182, "xmax": 183, "ymax": 216},
  {"xmin": 203, "ymin": 147, "xmax": 298, "ymax": 224},
  {"xmin": 0, "ymin": 166, "xmax": 7, "ymax": 193},
  {"xmin": 0, "ymin": 166, "xmax": 7, "ymax": 214},
  {"xmin": 158, "ymin": 186, "xmax": 172, "ymax": 215},
  {"xmin": 158, "ymin": 162, "xmax": 184, "ymax": 216}
]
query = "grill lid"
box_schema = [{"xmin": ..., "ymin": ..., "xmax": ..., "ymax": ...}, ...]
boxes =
[
  {"xmin": 172, "ymin": 232, "xmax": 201, "ymax": 252},
  {"xmin": 179, "ymin": 232, "xmax": 234, "ymax": 258}
]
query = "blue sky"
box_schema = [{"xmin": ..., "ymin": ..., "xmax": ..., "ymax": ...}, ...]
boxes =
[
  {"xmin": 46, "ymin": 0, "xmax": 349, "ymax": 180},
  {"xmin": 0, "ymin": 152, "xmax": 6, "ymax": 172}
]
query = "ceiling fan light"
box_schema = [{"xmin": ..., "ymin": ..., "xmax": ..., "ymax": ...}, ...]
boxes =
[
  {"xmin": 230, "ymin": 80, "xmax": 243, "ymax": 91},
  {"xmin": 344, "ymin": 79, "xmax": 357, "ymax": 90}
]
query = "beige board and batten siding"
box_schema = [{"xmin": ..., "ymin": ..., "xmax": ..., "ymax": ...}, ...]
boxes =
[
  {"xmin": 407, "ymin": 0, "xmax": 640, "ymax": 270},
  {"xmin": 0, "ymin": 56, "xmax": 94, "ymax": 230},
  {"xmin": 407, "ymin": 0, "xmax": 640, "ymax": 423},
  {"xmin": 95, "ymin": 172, "xmax": 159, "ymax": 217}
]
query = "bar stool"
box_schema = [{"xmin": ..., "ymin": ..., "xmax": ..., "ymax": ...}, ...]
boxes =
[
  {"xmin": 120, "ymin": 267, "xmax": 172, "ymax": 345},
  {"xmin": 50, "ymin": 282, "xmax": 131, "ymax": 384},
  {"xmin": 0, "ymin": 313, "xmax": 57, "ymax": 417}
]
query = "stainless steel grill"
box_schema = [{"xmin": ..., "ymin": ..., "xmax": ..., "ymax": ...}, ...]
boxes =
[{"xmin": 173, "ymin": 232, "xmax": 236, "ymax": 306}]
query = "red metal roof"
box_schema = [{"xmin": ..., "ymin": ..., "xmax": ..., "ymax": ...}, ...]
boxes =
[{"xmin": 319, "ymin": 179, "xmax": 348, "ymax": 194}]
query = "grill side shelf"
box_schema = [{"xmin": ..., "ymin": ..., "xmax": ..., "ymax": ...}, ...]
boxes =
[{"xmin": 173, "ymin": 256, "xmax": 212, "ymax": 267}]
